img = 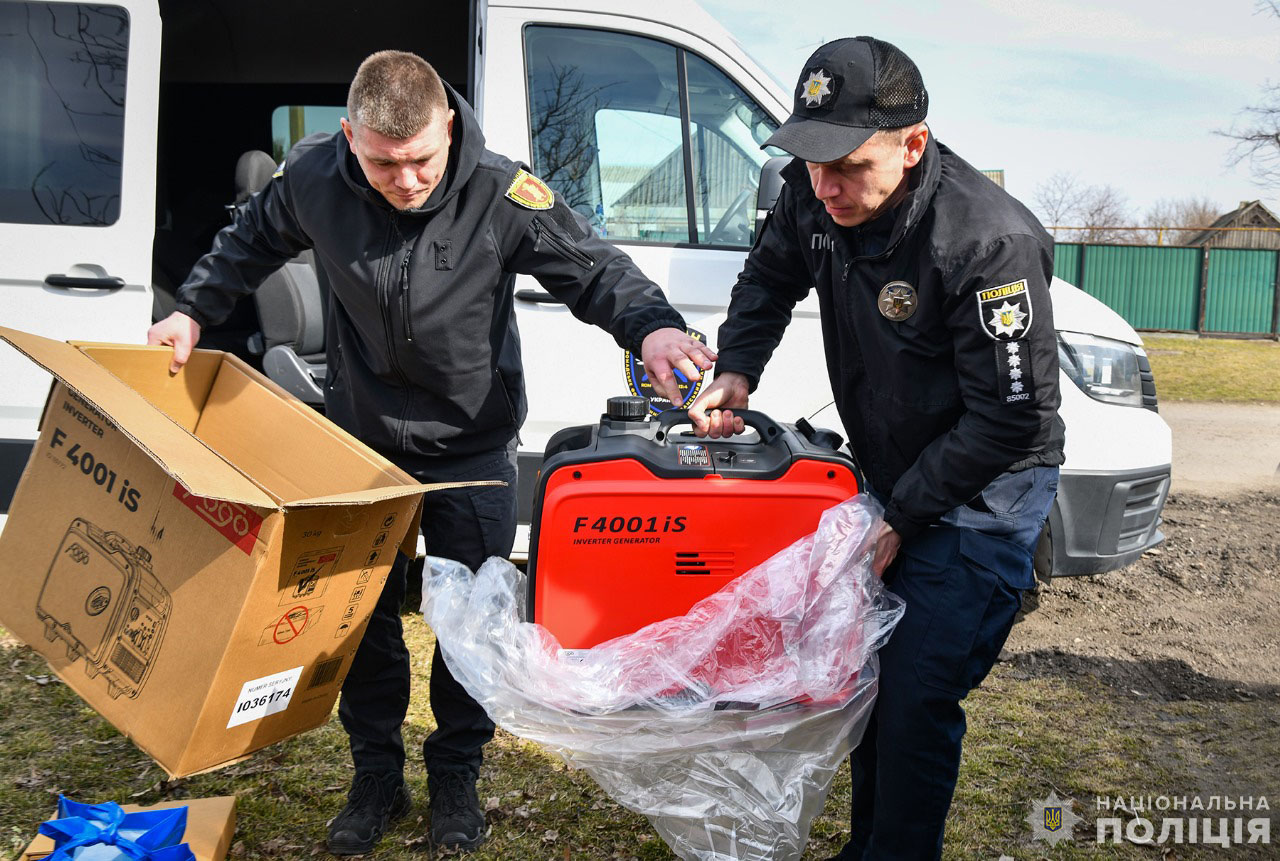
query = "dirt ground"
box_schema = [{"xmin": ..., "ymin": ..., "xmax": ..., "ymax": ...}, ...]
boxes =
[
  {"xmin": 1010, "ymin": 402, "xmax": 1280, "ymax": 694},
  {"xmin": 1008, "ymin": 488, "xmax": 1280, "ymax": 696},
  {"xmin": 1002, "ymin": 403, "xmax": 1280, "ymax": 818}
]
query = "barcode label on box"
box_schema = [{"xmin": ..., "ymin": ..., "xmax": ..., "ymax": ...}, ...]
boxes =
[
  {"xmin": 307, "ymin": 657, "xmax": 343, "ymax": 690},
  {"xmin": 227, "ymin": 666, "xmax": 302, "ymax": 729}
]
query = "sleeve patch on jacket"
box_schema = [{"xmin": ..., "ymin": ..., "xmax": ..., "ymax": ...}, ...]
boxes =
[
  {"xmin": 977, "ymin": 278, "xmax": 1033, "ymax": 340},
  {"xmin": 995, "ymin": 341, "xmax": 1035, "ymax": 404},
  {"xmin": 505, "ymin": 169, "xmax": 555, "ymax": 210}
]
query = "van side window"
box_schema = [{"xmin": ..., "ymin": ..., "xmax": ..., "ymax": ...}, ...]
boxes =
[
  {"xmin": 0, "ymin": 3, "xmax": 129, "ymax": 227},
  {"xmin": 270, "ymin": 106, "xmax": 346, "ymax": 163},
  {"xmin": 524, "ymin": 25, "xmax": 779, "ymax": 248},
  {"xmin": 685, "ymin": 53, "xmax": 784, "ymax": 248}
]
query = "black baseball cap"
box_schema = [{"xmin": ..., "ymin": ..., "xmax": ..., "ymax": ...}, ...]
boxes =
[{"xmin": 764, "ymin": 37, "xmax": 928, "ymax": 163}]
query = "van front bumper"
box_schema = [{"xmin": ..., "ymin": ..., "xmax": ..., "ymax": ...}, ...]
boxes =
[{"xmin": 1035, "ymin": 465, "xmax": 1171, "ymax": 578}]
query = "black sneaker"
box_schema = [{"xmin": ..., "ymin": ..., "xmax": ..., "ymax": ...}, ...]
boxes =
[
  {"xmin": 326, "ymin": 771, "xmax": 412, "ymax": 855},
  {"xmin": 428, "ymin": 770, "xmax": 486, "ymax": 851}
]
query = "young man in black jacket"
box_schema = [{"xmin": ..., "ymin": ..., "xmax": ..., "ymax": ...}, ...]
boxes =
[
  {"xmin": 689, "ymin": 37, "xmax": 1063, "ymax": 859},
  {"xmin": 148, "ymin": 50, "xmax": 714, "ymax": 855}
]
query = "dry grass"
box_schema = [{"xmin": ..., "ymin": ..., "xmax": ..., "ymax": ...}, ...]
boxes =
[
  {"xmin": 5, "ymin": 614, "xmax": 1275, "ymax": 859},
  {"xmin": 1143, "ymin": 335, "xmax": 1280, "ymax": 403}
]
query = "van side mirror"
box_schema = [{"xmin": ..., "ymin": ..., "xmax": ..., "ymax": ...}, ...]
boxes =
[{"xmin": 755, "ymin": 156, "xmax": 790, "ymax": 237}]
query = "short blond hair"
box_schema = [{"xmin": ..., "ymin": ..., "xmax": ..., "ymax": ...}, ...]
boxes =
[{"xmin": 347, "ymin": 50, "xmax": 448, "ymax": 139}]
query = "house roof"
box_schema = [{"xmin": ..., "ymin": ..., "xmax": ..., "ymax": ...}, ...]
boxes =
[{"xmin": 1186, "ymin": 200, "xmax": 1280, "ymax": 245}]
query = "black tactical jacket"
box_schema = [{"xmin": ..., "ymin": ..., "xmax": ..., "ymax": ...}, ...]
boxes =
[
  {"xmin": 176, "ymin": 85, "xmax": 684, "ymax": 459},
  {"xmin": 716, "ymin": 137, "xmax": 1064, "ymax": 539}
]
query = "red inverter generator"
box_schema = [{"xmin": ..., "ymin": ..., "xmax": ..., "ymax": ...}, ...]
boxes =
[{"xmin": 527, "ymin": 397, "xmax": 861, "ymax": 649}]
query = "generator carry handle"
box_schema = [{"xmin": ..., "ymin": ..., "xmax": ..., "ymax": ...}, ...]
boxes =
[{"xmin": 653, "ymin": 408, "xmax": 783, "ymax": 443}]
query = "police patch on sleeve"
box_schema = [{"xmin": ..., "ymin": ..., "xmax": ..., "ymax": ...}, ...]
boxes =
[
  {"xmin": 977, "ymin": 278, "xmax": 1033, "ymax": 341},
  {"xmin": 505, "ymin": 169, "xmax": 555, "ymax": 210},
  {"xmin": 996, "ymin": 341, "xmax": 1035, "ymax": 405},
  {"xmin": 272, "ymin": 160, "xmax": 285, "ymax": 179}
]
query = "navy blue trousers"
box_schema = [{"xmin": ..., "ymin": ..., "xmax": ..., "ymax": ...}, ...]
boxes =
[
  {"xmin": 337, "ymin": 443, "xmax": 517, "ymax": 779},
  {"xmin": 833, "ymin": 466, "xmax": 1058, "ymax": 860}
]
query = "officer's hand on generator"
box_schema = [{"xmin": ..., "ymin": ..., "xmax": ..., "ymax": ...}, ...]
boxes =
[
  {"xmin": 640, "ymin": 327, "xmax": 717, "ymax": 407},
  {"xmin": 146, "ymin": 311, "xmax": 203, "ymax": 374},
  {"xmin": 687, "ymin": 372, "xmax": 750, "ymax": 438}
]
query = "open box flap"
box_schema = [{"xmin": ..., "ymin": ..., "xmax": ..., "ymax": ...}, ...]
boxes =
[
  {"xmin": 0, "ymin": 327, "xmax": 276, "ymax": 509},
  {"xmin": 285, "ymin": 480, "xmax": 506, "ymax": 509}
]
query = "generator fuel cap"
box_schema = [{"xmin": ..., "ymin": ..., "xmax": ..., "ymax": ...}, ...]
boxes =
[{"xmin": 606, "ymin": 396, "xmax": 649, "ymax": 422}]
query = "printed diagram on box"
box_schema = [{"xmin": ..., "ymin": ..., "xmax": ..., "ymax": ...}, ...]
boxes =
[
  {"xmin": 278, "ymin": 546, "xmax": 344, "ymax": 607},
  {"xmin": 259, "ymin": 605, "xmax": 323, "ymax": 645},
  {"xmin": 36, "ymin": 518, "xmax": 171, "ymax": 700}
]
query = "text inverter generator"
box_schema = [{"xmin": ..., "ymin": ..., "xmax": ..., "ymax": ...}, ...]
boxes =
[{"xmin": 527, "ymin": 397, "xmax": 862, "ymax": 649}]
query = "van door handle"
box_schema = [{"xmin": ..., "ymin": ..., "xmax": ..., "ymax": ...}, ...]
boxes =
[
  {"xmin": 45, "ymin": 274, "xmax": 126, "ymax": 290},
  {"xmin": 514, "ymin": 288, "xmax": 560, "ymax": 304}
]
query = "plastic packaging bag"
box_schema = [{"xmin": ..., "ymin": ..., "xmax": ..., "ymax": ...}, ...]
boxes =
[{"xmin": 421, "ymin": 495, "xmax": 904, "ymax": 861}]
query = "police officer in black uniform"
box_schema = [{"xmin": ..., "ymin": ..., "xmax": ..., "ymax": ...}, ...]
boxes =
[
  {"xmin": 688, "ymin": 37, "xmax": 1064, "ymax": 859},
  {"xmin": 148, "ymin": 50, "xmax": 714, "ymax": 856}
]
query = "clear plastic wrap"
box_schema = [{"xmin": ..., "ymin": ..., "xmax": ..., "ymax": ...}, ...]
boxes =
[{"xmin": 420, "ymin": 495, "xmax": 904, "ymax": 861}]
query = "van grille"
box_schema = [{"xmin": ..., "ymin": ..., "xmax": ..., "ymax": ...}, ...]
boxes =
[
  {"xmin": 1115, "ymin": 475, "xmax": 1168, "ymax": 552},
  {"xmin": 1137, "ymin": 353, "xmax": 1159, "ymax": 412}
]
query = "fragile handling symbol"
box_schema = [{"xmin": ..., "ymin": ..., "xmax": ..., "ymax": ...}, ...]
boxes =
[{"xmin": 273, "ymin": 606, "xmax": 310, "ymax": 644}]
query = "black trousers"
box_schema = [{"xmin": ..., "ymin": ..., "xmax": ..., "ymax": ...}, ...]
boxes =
[{"xmin": 338, "ymin": 442, "xmax": 517, "ymax": 778}]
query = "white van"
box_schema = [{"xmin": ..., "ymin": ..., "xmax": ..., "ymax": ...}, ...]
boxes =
[{"xmin": 0, "ymin": 0, "xmax": 1171, "ymax": 579}]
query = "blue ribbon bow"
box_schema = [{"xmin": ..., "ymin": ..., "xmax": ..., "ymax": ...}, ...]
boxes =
[{"xmin": 38, "ymin": 796, "xmax": 195, "ymax": 861}]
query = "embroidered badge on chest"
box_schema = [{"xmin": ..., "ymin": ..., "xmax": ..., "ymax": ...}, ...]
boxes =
[
  {"xmin": 877, "ymin": 281, "xmax": 917, "ymax": 322},
  {"xmin": 505, "ymin": 169, "xmax": 555, "ymax": 210},
  {"xmin": 977, "ymin": 278, "xmax": 1033, "ymax": 340}
]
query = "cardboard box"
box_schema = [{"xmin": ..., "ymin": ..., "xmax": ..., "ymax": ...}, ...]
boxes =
[
  {"xmin": 0, "ymin": 328, "xmax": 459, "ymax": 777},
  {"xmin": 21, "ymin": 795, "xmax": 237, "ymax": 861}
]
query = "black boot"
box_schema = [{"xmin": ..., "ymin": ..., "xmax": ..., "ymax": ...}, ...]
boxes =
[
  {"xmin": 326, "ymin": 771, "xmax": 412, "ymax": 855},
  {"xmin": 428, "ymin": 770, "xmax": 486, "ymax": 851}
]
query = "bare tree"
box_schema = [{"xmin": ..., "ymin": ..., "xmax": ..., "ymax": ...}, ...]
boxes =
[
  {"xmin": 1142, "ymin": 196, "xmax": 1224, "ymax": 244},
  {"xmin": 1220, "ymin": 1, "xmax": 1280, "ymax": 187},
  {"xmin": 1031, "ymin": 172, "xmax": 1085, "ymax": 238},
  {"xmin": 528, "ymin": 63, "xmax": 614, "ymax": 214},
  {"xmin": 1031, "ymin": 173, "xmax": 1132, "ymax": 242},
  {"xmin": 1075, "ymin": 185, "xmax": 1132, "ymax": 243}
]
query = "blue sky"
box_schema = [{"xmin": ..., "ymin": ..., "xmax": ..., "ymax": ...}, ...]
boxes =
[{"xmin": 700, "ymin": 0, "xmax": 1280, "ymax": 224}]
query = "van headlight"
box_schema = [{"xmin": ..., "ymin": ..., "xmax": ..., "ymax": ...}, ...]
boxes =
[{"xmin": 1056, "ymin": 331, "xmax": 1145, "ymax": 407}]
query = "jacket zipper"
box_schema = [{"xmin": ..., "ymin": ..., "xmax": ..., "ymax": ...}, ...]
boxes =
[
  {"xmin": 399, "ymin": 247, "xmax": 414, "ymax": 342},
  {"xmin": 532, "ymin": 217, "xmax": 594, "ymax": 269},
  {"xmin": 379, "ymin": 213, "xmax": 414, "ymax": 449}
]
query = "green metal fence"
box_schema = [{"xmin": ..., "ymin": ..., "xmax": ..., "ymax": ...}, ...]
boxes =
[{"xmin": 1052, "ymin": 242, "xmax": 1280, "ymax": 336}]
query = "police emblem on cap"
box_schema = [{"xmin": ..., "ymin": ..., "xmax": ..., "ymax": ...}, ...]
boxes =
[
  {"xmin": 877, "ymin": 281, "xmax": 917, "ymax": 322},
  {"xmin": 801, "ymin": 69, "xmax": 834, "ymax": 107},
  {"xmin": 977, "ymin": 278, "xmax": 1033, "ymax": 341},
  {"xmin": 505, "ymin": 168, "xmax": 554, "ymax": 210}
]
